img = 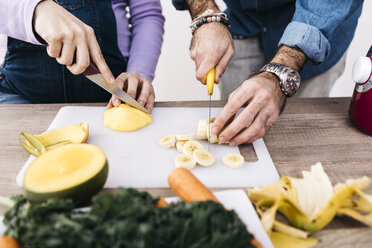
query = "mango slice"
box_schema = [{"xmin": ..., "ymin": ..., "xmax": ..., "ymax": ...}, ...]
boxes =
[
  {"xmin": 18, "ymin": 122, "xmax": 89, "ymax": 156},
  {"xmin": 104, "ymin": 104, "xmax": 152, "ymax": 132}
]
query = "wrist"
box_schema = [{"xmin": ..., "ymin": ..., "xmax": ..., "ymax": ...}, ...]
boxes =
[
  {"xmin": 185, "ymin": 0, "xmax": 219, "ymax": 19},
  {"xmin": 271, "ymin": 45, "xmax": 306, "ymax": 71}
]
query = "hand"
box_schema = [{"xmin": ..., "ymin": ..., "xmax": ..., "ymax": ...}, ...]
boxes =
[
  {"xmin": 190, "ymin": 22, "xmax": 234, "ymax": 84},
  {"xmin": 107, "ymin": 72, "xmax": 155, "ymax": 113},
  {"xmin": 211, "ymin": 72, "xmax": 286, "ymax": 145},
  {"xmin": 33, "ymin": 0, "xmax": 115, "ymax": 83}
]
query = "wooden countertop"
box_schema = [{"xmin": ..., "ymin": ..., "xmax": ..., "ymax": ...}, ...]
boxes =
[{"xmin": 1, "ymin": 98, "xmax": 372, "ymax": 247}]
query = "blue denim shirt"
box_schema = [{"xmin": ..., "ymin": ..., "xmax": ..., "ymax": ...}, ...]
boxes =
[{"xmin": 172, "ymin": 0, "xmax": 364, "ymax": 80}]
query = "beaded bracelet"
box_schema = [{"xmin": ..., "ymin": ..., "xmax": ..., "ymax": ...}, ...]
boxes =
[{"xmin": 190, "ymin": 9, "xmax": 231, "ymax": 34}]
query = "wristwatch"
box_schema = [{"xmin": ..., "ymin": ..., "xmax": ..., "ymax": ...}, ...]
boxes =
[{"xmin": 260, "ymin": 63, "xmax": 301, "ymax": 97}]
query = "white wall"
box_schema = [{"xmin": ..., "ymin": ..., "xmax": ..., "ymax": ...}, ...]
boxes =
[{"xmin": 1, "ymin": 0, "xmax": 371, "ymax": 99}]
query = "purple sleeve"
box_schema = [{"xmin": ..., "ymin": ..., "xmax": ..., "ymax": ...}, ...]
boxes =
[
  {"xmin": 126, "ymin": 0, "xmax": 165, "ymax": 82},
  {"xmin": 0, "ymin": 0, "xmax": 43, "ymax": 44}
]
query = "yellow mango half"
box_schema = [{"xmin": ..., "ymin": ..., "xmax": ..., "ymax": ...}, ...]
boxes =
[
  {"xmin": 24, "ymin": 143, "xmax": 108, "ymax": 204},
  {"xmin": 104, "ymin": 104, "xmax": 152, "ymax": 132}
]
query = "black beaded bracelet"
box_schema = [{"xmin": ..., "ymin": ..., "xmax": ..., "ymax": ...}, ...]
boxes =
[{"xmin": 190, "ymin": 15, "xmax": 231, "ymax": 34}]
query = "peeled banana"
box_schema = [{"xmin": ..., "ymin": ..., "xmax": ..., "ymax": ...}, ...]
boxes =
[
  {"xmin": 175, "ymin": 133, "xmax": 195, "ymax": 141},
  {"xmin": 174, "ymin": 153, "xmax": 196, "ymax": 169},
  {"xmin": 222, "ymin": 153, "xmax": 244, "ymax": 168},
  {"xmin": 159, "ymin": 135, "xmax": 176, "ymax": 149},
  {"xmin": 182, "ymin": 140, "xmax": 203, "ymax": 156},
  {"xmin": 193, "ymin": 149, "xmax": 215, "ymax": 167},
  {"xmin": 176, "ymin": 140, "xmax": 187, "ymax": 152}
]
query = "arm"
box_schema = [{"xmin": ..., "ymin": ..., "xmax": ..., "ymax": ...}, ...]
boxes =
[
  {"xmin": 173, "ymin": 0, "xmax": 234, "ymax": 84},
  {"xmin": 0, "ymin": 0, "xmax": 42, "ymax": 44}
]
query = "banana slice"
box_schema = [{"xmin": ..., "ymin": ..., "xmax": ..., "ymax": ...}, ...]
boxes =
[
  {"xmin": 193, "ymin": 149, "xmax": 215, "ymax": 167},
  {"xmin": 207, "ymin": 123, "xmax": 219, "ymax": 144},
  {"xmin": 176, "ymin": 140, "xmax": 187, "ymax": 152},
  {"xmin": 175, "ymin": 153, "xmax": 196, "ymax": 169},
  {"xmin": 196, "ymin": 119, "xmax": 208, "ymax": 140},
  {"xmin": 222, "ymin": 153, "xmax": 245, "ymax": 168},
  {"xmin": 183, "ymin": 140, "xmax": 203, "ymax": 156},
  {"xmin": 159, "ymin": 135, "xmax": 176, "ymax": 149},
  {"xmin": 175, "ymin": 133, "xmax": 195, "ymax": 141}
]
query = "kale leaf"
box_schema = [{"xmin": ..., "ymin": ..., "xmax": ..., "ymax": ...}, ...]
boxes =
[{"xmin": 3, "ymin": 188, "xmax": 256, "ymax": 248}]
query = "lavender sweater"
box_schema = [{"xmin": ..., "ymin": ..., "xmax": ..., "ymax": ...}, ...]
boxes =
[{"xmin": 0, "ymin": 0, "xmax": 165, "ymax": 81}]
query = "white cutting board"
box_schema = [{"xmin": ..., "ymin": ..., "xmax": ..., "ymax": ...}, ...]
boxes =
[
  {"xmin": 17, "ymin": 106, "xmax": 279, "ymax": 188},
  {"xmin": 0, "ymin": 190, "xmax": 273, "ymax": 247}
]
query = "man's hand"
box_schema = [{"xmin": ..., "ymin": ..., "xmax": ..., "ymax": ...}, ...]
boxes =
[
  {"xmin": 107, "ymin": 72, "xmax": 155, "ymax": 113},
  {"xmin": 190, "ymin": 22, "xmax": 234, "ymax": 84},
  {"xmin": 33, "ymin": 0, "xmax": 115, "ymax": 83},
  {"xmin": 212, "ymin": 45, "xmax": 306, "ymax": 145}
]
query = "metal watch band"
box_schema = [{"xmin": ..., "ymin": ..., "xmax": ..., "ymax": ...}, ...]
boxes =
[{"xmin": 260, "ymin": 63, "xmax": 301, "ymax": 97}]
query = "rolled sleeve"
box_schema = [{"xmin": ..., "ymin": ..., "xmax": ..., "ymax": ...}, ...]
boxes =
[
  {"xmin": 0, "ymin": 0, "xmax": 43, "ymax": 44},
  {"xmin": 278, "ymin": 22, "xmax": 330, "ymax": 64}
]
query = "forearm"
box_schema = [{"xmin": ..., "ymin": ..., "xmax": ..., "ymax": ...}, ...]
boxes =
[
  {"xmin": 271, "ymin": 45, "xmax": 307, "ymax": 71},
  {"xmin": 0, "ymin": 0, "xmax": 42, "ymax": 44},
  {"xmin": 184, "ymin": 0, "xmax": 219, "ymax": 18}
]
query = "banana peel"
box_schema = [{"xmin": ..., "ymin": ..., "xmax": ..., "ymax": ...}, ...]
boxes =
[
  {"xmin": 19, "ymin": 122, "xmax": 89, "ymax": 156},
  {"xmin": 247, "ymin": 162, "xmax": 372, "ymax": 247},
  {"xmin": 270, "ymin": 231, "xmax": 318, "ymax": 248}
]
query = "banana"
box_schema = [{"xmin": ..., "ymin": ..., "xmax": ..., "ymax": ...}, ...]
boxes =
[
  {"xmin": 159, "ymin": 135, "xmax": 176, "ymax": 149},
  {"xmin": 183, "ymin": 140, "xmax": 203, "ymax": 156},
  {"xmin": 193, "ymin": 149, "xmax": 215, "ymax": 167},
  {"xmin": 196, "ymin": 119, "xmax": 208, "ymax": 140},
  {"xmin": 174, "ymin": 153, "xmax": 196, "ymax": 169},
  {"xmin": 175, "ymin": 133, "xmax": 195, "ymax": 141},
  {"xmin": 207, "ymin": 123, "xmax": 219, "ymax": 144},
  {"xmin": 176, "ymin": 140, "xmax": 187, "ymax": 152},
  {"xmin": 222, "ymin": 153, "xmax": 245, "ymax": 168}
]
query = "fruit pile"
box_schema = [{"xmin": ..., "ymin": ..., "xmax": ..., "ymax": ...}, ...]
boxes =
[{"xmin": 159, "ymin": 119, "xmax": 244, "ymax": 169}]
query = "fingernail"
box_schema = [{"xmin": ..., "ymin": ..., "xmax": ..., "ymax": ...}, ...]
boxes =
[
  {"xmin": 114, "ymin": 98, "xmax": 121, "ymax": 106},
  {"xmin": 219, "ymin": 137, "xmax": 226, "ymax": 143},
  {"xmin": 229, "ymin": 142, "xmax": 236, "ymax": 146},
  {"xmin": 138, "ymin": 100, "xmax": 144, "ymax": 106},
  {"xmin": 212, "ymin": 127, "xmax": 218, "ymax": 135}
]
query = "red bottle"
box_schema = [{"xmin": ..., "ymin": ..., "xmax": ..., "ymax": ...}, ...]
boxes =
[{"xmin": 349, "ymin": 46, "xmax": 372, "ymax": 135}]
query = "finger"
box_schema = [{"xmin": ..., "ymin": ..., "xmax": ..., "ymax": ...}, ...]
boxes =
[
  {"xmin": 67, "ymin": 43, "xmax": 90, "ymax": 74},
  {"xmin": 46, "ymin": 41, "xmax": 62, "ymax": 58},
  {"xmin": 229, "ymin": 110, "xmax": 271, "ymax": 146},
  {"xmin": 86, "ymin": 27, "xmax": 115, "ymax": 83},
  {"xmin": 111, "ymin": 95, "xmax": 121, "ymax": 107},
  {"xmin": 107, "ymin": 97, "xmax": 115, "ymax": 109},
  {"xmin": 212, "ymin": 88, "xmax": 253, "ymax": 138},
  {"xmin": 126, "ymin": 74, "xmax": 139, "ymax": 99},
  {"xmin": 145, "ymin": 92, "xmax": 155, "ymax": 113},
  {"xmin": 137, "ymin": 80, "xmax": 151, "ymax": 106},
  {"xmin": 115, "ymin": 73, "xmax": 128, "ymax": 89},
  {"xmin": 196, "ymin": 55, "xmax": 219, "ymax": 84},
  {"xmin": 56, "ymin": 41, "xmax": 75, "ymax": 66},
  {"xmin": 214, "ymin": 48, "xmax": 234, "ymax": 84},
  {"xmin": 219, "ymin": 96, "xmax": 266, "ymax": 143}
]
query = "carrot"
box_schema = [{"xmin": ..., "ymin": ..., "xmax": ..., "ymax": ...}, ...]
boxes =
[
  {"xmin": 0, "ymin": 235, "xmax": 21, "ymax": 248},
  {"xmin": 155, "ymin": 197, "xmax": 169, "ymax": 208},
  {"xmin": 168, "ymin": 168, "xmax": 219, "ymax": 203},
  {"xmin": 251, "ymin": 238, "xmax": 263, "ymax": 248}
]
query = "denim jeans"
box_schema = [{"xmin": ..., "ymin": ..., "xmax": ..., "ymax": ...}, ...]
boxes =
[{"xmin": 0, "ymin": 0, "xmax": 127, "ymax": 104}]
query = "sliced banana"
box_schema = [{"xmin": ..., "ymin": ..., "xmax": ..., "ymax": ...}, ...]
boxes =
[
  {"xmin": 222, "ymin": 153, "xmax": 245, "ymax": 168},
  {"xmin": 196, "ymin": 119, "xmax": 208, "ymax": 140},
  {"xmin": 176, "ymin": 140, "xmax": 187, "ymax": 152},
  {"xmin": 183, "ymin": 140, "xmax": 203, "ymax": 156},
  {"xmin": 207, "ymin": 123, "xmax": 219, "ymax": 144},
  {"xmin": 193, "ymin": 149, "xmax": 215, "ymax": 167},
  {"xmin": 174, "ymin": 153, "xmax": 196, "ymax": 169},
  {"xmin": 159, "ymin": 135, "xmax": 176, "ymax": 149},
  {"xmin": 175, "ymin": 133, "xmax": 195, "ymax": 141}
]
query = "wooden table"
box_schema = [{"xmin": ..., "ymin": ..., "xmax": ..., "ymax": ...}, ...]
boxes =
[{"xmin": 1, "ymin": 98, "xmax": 372, "ymax": 247}]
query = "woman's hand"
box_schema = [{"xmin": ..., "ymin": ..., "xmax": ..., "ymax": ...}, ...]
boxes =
[{"xmin": 107, "ymin": 72, "xmax": 155, "ymax": 113}]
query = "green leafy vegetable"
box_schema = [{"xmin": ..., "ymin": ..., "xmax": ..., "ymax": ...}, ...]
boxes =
[{"xmin": 1, "ymin": 188, "xmax": 256, "ymax": 248}]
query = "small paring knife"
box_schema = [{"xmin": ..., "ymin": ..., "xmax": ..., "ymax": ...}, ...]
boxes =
[
  {"xmin": 84, "ymin": 64, "xmax": 149, "ymax": 114},
  {"xmin": 206, "ymin": 68, "xmax": 215, "ymax": 151}
]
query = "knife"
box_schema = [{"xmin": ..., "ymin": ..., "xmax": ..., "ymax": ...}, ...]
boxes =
[
  {"xmin": 84, "ymin": 64, "xmax": 149, "ymax": 113},
  {"xmin": 206, "ymin": 68, "xmax": 215, "ymax": 151}
]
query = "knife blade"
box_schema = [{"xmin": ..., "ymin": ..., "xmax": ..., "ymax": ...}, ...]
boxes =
[
  {"xmin": 206, "ymin": 68, "xmax": 215, "ymax": 151},
  {"xmin": 84, "ymin": 64, "xmax": 149, "ymax": 114}
]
